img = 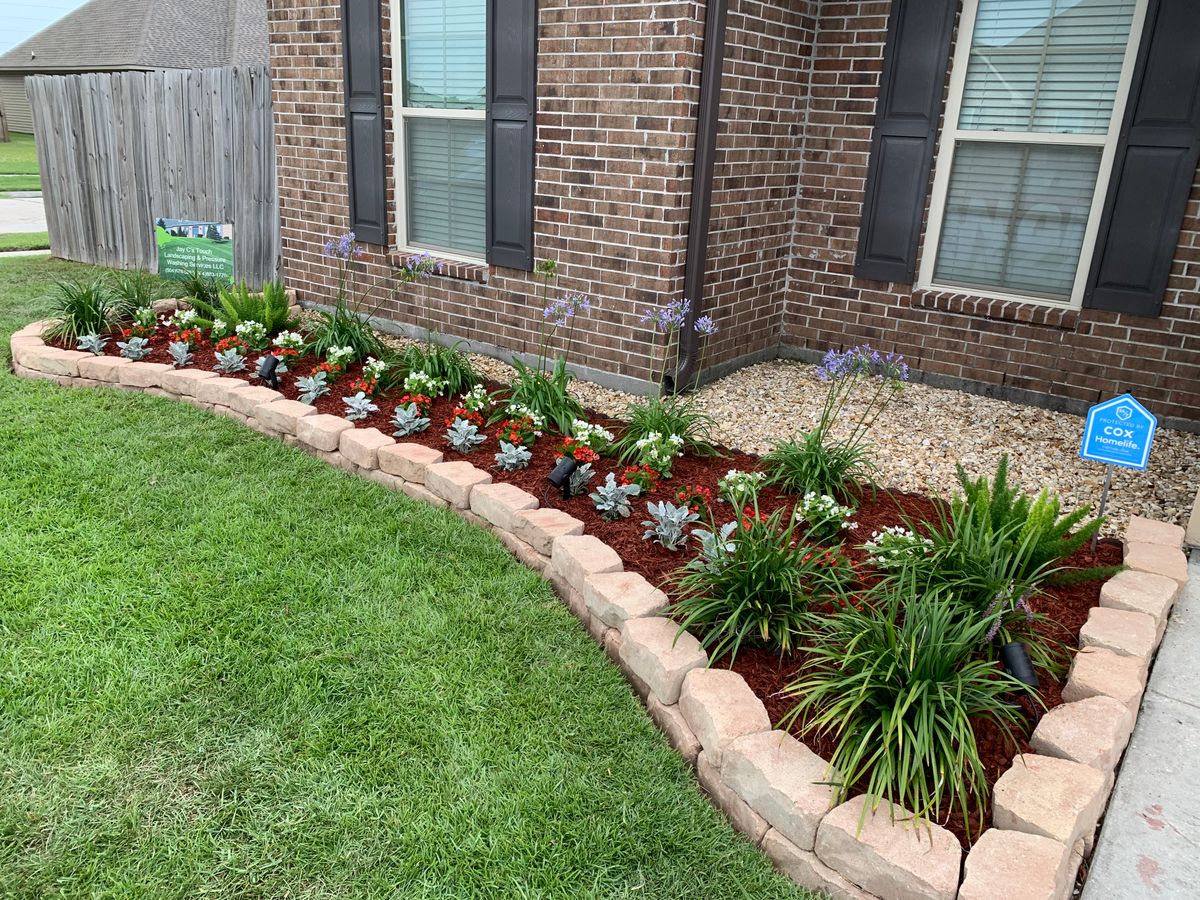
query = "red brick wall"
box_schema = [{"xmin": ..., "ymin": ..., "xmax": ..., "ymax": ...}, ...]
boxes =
[
  {"xmin": 784, "ymin": 0, "xmax": 1200, "ymax": 424},
  {"xmin": 268, "ymin": 0, "xmax": 707, "ymax": 386}
]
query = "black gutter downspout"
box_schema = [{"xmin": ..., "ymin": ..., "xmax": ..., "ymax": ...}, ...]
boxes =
[{"xmin": 672, "ymin": 0, "xmax": 728, "ymax": 395}]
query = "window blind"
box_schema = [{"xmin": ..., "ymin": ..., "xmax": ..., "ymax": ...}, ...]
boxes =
[
  {"xmin": 934, "ymin": 142, "xmax": 1103, "ymax": 300},
  {"xmin": 402, "ymin": 0, "xmax": 486, "ymax": 109},
  {"xmin": 960, "ymin": 0, "xmax": 1137, "ymax": 134},
  {"xmin": 406, "ymin": 117, "xmax": 487, "ymax": 255}
]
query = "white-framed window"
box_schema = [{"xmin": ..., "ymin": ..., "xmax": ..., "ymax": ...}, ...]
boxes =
[
  {"xmin": 393, "ymin": 0, "xmax": 487, "ymax": 261},
  {"xmin": 919, "ymin": 0, "xmax": 1148, "ymax": 308}
]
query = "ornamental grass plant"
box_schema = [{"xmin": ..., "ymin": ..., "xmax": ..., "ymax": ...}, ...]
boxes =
[{"xmin": 43, "ymin": 277, "xmax": 125, "ymax": 343}]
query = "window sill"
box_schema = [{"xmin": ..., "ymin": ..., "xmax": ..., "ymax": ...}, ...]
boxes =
[
  {"xmin": 387, "ymin": 253, "xmax": 489, "ymax": 285},
  {"xmin": 910, "ymin": 289, "xmax": 1079, "ymax": 330}
]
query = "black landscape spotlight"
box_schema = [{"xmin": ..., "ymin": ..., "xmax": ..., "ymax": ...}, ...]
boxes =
[
  {"xmin": 257, "ymin": 353, "xmax": 281, "ymax": 390},
  {"xmin": 1000, "ymin": 641, "xmax": 1040, "ymax": 691},
  {"xmin": 547, "ymin": 456, "xmax": 579, "ymax": 501}
]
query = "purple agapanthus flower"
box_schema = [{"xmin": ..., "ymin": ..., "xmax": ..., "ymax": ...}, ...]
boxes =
[
  {"xmin": 544, "ymin": 291, "xmax": 592, "ymax": 327},
  {"xmin": 694, "ymin": 314, "xmax": 718, "ymax": 338},
  {"xmin": 323, "ymin": 231, "xmax": 358, "ymax": 260},
  {"xmin": 816, "ymin": 344, "xmax": 909, "ymax": 383},
  {"xmin": 641, "ymin": 297, "xmax": 692, "ymax": 334}
]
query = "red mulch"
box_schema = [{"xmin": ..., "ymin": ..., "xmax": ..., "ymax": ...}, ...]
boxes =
[{"xmin": 66, "ymin": 327, "xmax": 1123, "ymax": 846}]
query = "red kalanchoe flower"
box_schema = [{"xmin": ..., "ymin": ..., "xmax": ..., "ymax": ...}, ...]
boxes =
[
  {"xmin": 445, "ymin": 406, "xmax": 484, "ymax": 428},
  {"xmin": 215, "ymin": 335, "xmax": 248, "ymax": 354},
  {"xmin": 398, "ymin": 393, "xmax": 432, "ymax": 414},
  {"xmin": 349, "ymin": 376, "xmax": 378, "ymax": 397}
]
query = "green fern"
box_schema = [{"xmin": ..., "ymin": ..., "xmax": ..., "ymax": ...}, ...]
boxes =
[{"xmin": 190, "ymin": 280, "xmax": 296, "ymax": 334}]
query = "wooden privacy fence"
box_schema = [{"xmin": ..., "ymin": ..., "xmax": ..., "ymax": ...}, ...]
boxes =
[{"xmin": 27, "ymin": 66, "xmax": 277, "ymax": 285}]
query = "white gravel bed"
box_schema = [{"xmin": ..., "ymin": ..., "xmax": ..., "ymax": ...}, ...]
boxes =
[{"xmin": 349, "ymin": 317, "xmax": 1199, "ymax": 532}]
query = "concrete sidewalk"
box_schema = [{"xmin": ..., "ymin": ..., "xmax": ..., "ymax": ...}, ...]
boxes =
[
  {"xmin": 0, "ymin": 196, "xmax": 47, "ymax": 232},
  {"xmin": 1082, "ymin": 553, "xmax": 1200, "ymax": 899}
]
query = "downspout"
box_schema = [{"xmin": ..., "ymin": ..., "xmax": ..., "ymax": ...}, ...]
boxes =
[{"xmin": 672, "ymin": 0, "xmax": 728, "ymax": 394}]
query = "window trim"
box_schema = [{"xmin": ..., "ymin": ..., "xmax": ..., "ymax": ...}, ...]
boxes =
[
  {"xmin": 918, "ymin": 0, "xmax": 1149, "ymax": 310},
  {"xmin": 390, "ymin": 0, "xmax": 487, "ymax": 264}
]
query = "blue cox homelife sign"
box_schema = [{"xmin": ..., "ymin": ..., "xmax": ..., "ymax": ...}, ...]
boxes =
[{"xmin": 1079, "ymin": 394, "xmax": 1157, "ymax": 470}]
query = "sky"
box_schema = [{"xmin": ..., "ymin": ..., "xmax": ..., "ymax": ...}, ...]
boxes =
[{"xmin": 0, "ymin": 1, "xmax": 90, "ymax": 56}]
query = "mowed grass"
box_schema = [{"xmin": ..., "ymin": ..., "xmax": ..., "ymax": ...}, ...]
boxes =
[
  {"xmin": 0, "ymin": 133, "xmax": 40, "ymax": 174},
  {"xmin": 0, "ymin": 231, "xmax": 49, "ymax": 251},
  {"xmin": 0, "ymin": 258, "xmax": 806, "ymax": 898}
]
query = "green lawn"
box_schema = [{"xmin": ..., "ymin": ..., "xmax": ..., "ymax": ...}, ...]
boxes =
[
  {"xmin": 0, "ymin": 257, "xmax": 805, "ymax": 898},
  {"xmin": 0, "ymin": 132, "xmax": 40, "ymax": 174},
  {"xmin": 0, "ymin": 231, "xmax": 49, "ymax": 251}
]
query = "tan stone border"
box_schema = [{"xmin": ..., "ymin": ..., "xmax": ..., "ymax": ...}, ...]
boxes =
[{"xmin": 9, "ymin": 317, "xmax": 1192, "ymax": 900}]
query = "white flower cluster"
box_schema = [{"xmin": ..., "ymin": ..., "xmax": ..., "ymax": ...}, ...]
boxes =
[
  {"xmin": 462, "ymin": 383, "xmax": 492, "ymax": 414},
  {"xmin": 795, "ymin": 492, "xmax": 857, "ymax": 530},
  {"xmin": 274, "ymin": 330, "xmax": 305, "ymax": 351},
  {"xmin": 212, "ymin": 318, "xmax": 229, "ymax": 338},
  {"xmin": 718, "ymin": 469, "xmax": 766, "ymax": 503},
  {"xmin": 165, "ymin": 308, "xmax": 197, "ymax": 329},
  {"xmin": 862, "ymin": 525, "xmax": 933, "ymax": 569},
  {"xmin": 327, "ymin": 345, "xmax": 356, "ymax": 368},
  {"xmin": 505, "ymin": 403, "xmax": 546, "ymax": 432},
  {"xmin": 235, "ymin": 320, "xmax": 267, "ymax": 346},
  {"xmin": 363, "ymin": 356, "xmax": 389, "ymax": 381},
  {"xmin": 634, "ymin": 431, "xmax": 684, "ymax": 473},
  {"xmin": 572, "ymin": 419, "xmax": 615, "ymax": 451},
  {"xmin": 403, "ymin": 370, "xmax": 447, "ymax": 397}
]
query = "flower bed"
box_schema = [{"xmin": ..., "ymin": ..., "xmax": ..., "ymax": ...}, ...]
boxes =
[{"xmin": 13, "ymin": 252, "xmax": 1193, "ymax": 899}]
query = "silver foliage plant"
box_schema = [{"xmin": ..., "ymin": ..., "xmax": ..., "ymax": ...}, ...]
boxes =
[
  {"xmin": 642, "ymin": 500, "xmax": 700, "ymax": 551},
  {"xmin": 296, "ymin": 371, "xmax": 329, "ymax": 405},
  {"xmin": 391, "ymin": 402, "xmax": 431, "ymax": 437},
  {"xmin": 76, "ymin": 333, "xmax": 108, "ymax": 355},
  {"xmin": 446, "ymin": 417, "xmax": 486, "ymax": 453},
  {"xmin": 590, "ymin": 472, "xmax": 641, "ymax": 521},
  {"xmin": 167, "ymin": 340, "xmax": 194, "ymax": 367},
  {"xmin": 117, "ymin": 336, "xmax": 152, "ymax": 360},
  {"xmin": 693, "ymin": 521, "xmax": 738, "ymax": 568},
  {"xmin": 494, "ymin": 441, "xmax": 532, "ymax": 471},
  {"xmin": 568, "ymin": 461, "xmax": 595, "ymax": 497},
  {"xmin": 213, "ymin": 347, "xmax": 247, "ymax": 374},
  {"xmin": 342, "ymin": 392, "xmax": 379, "ymax": 421}
]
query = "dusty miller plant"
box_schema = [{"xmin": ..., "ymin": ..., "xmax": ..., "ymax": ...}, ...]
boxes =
[
  {"xmin": 342, "ymin": 392, "xmax": 379, "ymax": 421},
  {"xmin": 296, "ymin": 371, "xmax": 330, "ymax": 405},
  {"xmin": 76, "ymin": 333, "xmax": 108, "ymax": 355},
  {"xmin": 642, "ymin": 500, "xmax": 700, "ymax": 551},
  {"xmin": 391, "ymin": 402, "xmax": 431, "ymax": 436},
  {"xmin": 167, "ymin": 340, "xmax": 194, "ymax": 367},
  {"xmin": 568, "ymin": 461, "xmax": 595, "ymax": 497},
  {"xmin": 213, "ymin": 347, "xmax": 247, "ymax": 373},
  {"xmin": 117, "ymin": 336, "xmax": 152, "ymax": 360},
  {"xmin": 494, "ymin": 441, "xmax": 533, "ymax": 471},
  {"xmin": 590, "ymin": 473, "xmax": 641, "ymax": 521},
  {"xmin": 446, "ymin": 417, "xmax": 486, "ymax": 453}
]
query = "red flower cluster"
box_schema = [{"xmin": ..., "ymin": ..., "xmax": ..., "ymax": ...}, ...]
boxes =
[
  {"xmin": 620, "ymin": 464, "xmax": 660, "ymax": 493},
  {"xmin": 274, "ymin": 347, "xmax": 299, "ymax": 363},
  {"xmin": 444, "ymin": 406, "xmax": 484, "ymax": 428},
  {"xmin": 739, "ymin": 506, "xmax": 769, "ymax": 530},
  {"xmin": 170, "ymin": 327, "xmax": 203, "ymax": 348},
  {"xmin": 556, "ymin": 436, "xmax": 599, "ymax": 464},
  {"xmin": 496, "ymin": 414, "xmax": 539, "ymax": 448},
  {"xmin": 675, "ymin": 484, "xmax": 714, "ymax": 516},
  {"xmin": 801, "ymin": 549, "xmax": 844, "ymax": 569},
  {"xmin": 122, "ymin": 324, "xmax": 154, "ymax": 340},
  {"xmin": 349, "ymin": 376, "xmax": 378, "ymax": 397},
  {"xmin": 315, "ymin": 360, "xmax": 344, "ymax": 381},
  {"xmin": 398, "ymin": 393, "xmax": 432, "ymax": 414},
  {"xmin": 214, "ymin": 335, "xmax": 248, "ymax": 354}
]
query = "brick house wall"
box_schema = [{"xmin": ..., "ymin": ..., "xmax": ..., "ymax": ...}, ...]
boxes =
[
  {"xmin": 268, "ymin": 0, "xmax": 710, "ymax": 390},
  {"xmin": 783, "ymin": 1, "xmax": 1200, "ymax": 425},
  {"xmin": 268, "ymin": 0, "xmax": 1200, "ymax": 426}
]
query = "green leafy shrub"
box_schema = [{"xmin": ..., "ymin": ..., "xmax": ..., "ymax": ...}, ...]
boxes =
[
  {"xmin": 107, "ymin": 269, "xmax": 164, "ymax": 317},
  {"xmin": 304, "ymin": 301, "xmax": 386, "ymax": 361},
  {"xmin": 179, "ymin": 270, "xmax": 230, "ymax": 308},
  {"xmin": 502, "ymin": 356, "xmax": 584, "ymax": 434},
  {"xmin": 780, "ymin": 577, "xmax": 1032, "ymax": 836},
  {"xmin": 189, "ymin": 280, "xmax": 296, "ymax": 337},
  {"xmin": 671, "ymin": 503, "xmax": 853, "ymax": 663},
  {"xmin": 401, "ymin": 340, "xmax": 477, "ymax": 397},
  {"xmin": 614, "ymin": 394, "xmax": 718, "ymax": 462},
  {"xmin": 766, "ymin": 346, "xmax": 908, "ymax": 500},
  {"xmin": 43, "ymin": 278, "xmax": 124, "ymax": 343}
]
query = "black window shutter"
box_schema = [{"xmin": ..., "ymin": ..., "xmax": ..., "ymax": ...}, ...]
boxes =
[
  {"xmin": 341, "ymin": 0, "xmax": 387, "ymax": 246},
  {"xmin": 1085, "ymin": 0, "xmax": 1200, "ymax": 317},
  {"xmin": 486, "ymin": 0, "xmax": 537, "ymax": 271},
  {"xmin": 853, "ymin": 0, "xmax": 957, "ymax": 283}
]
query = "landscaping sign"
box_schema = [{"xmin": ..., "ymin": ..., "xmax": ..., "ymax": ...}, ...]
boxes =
[
  {"xmin": 1079, "ymin": 394, "xmax": 1157, "ymax": 470},
  {"xmin": 155, "ymin": 218, "xmax": 234, "ymax": 282}
]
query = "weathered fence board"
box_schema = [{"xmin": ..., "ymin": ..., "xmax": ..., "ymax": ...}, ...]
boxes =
[{"xmin": 26, "ymin": 66, "xmax": 277, "ymax": 285}]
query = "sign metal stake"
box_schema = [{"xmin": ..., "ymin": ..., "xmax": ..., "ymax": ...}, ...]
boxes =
[{"xmin": 1092, "ymin": 465, "xmax": 1113, "ymax": 555}]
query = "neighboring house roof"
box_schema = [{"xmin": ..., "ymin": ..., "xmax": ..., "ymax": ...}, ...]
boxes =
[{"xmin": 0, "ymin": 0, "xmax": 267, "ymax": 74}]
